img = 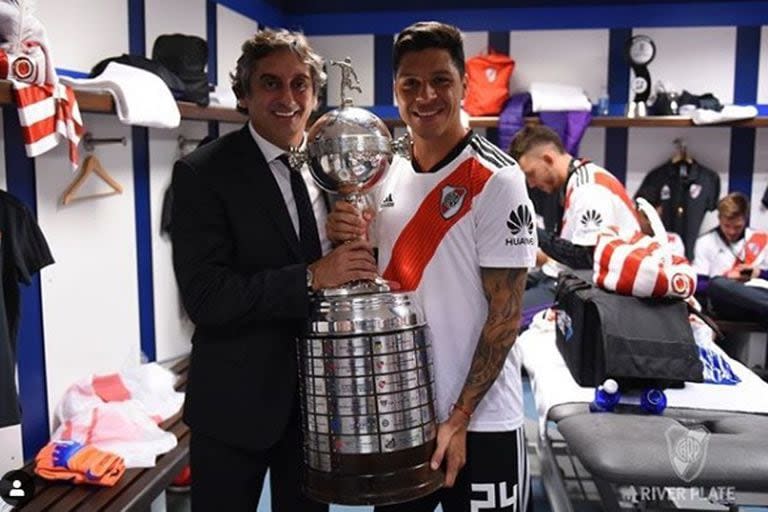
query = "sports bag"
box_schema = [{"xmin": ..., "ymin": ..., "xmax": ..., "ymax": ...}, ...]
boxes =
[
  {"xmin": 464, "ymin": 51, "xmax": 515, "ymax": 116},
  {"xmin": 152, "ymin": 34, "xmax": 209, "ymax": 106},
  {"xmin": 554, "ymin": 271, "xmax": 703, "ymax": 389}
]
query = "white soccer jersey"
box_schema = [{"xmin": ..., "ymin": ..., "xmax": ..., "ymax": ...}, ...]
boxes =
[
  {"xmin": 561, "ymin": 160, "xmax": 640, "ymax": 246},
  {"xmin": 374, "ymin": 132, "xmax": 537, "ymax": 431},
  {"xmin": 693, "ymin": 228, "xmax": 768, "ymax": 276}
]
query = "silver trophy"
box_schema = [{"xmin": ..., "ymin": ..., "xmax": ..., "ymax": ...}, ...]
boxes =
[
  {"xmin": 291, "ymin": 58, "xmax": 410, "ymax": 295},
  {"xmin": 289, "ymin": 58, "xmax": 442, "ymax": 506}
]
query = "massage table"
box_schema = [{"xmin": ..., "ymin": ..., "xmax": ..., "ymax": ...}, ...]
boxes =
[{"xmin": 515, "ymin": 313, "xmax": 768, "ymax": 511}]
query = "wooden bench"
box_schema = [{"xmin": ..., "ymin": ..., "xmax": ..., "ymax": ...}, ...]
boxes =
[{"xmin": 17, "ymin": 357, "xmax": 190, "ymax": 512}]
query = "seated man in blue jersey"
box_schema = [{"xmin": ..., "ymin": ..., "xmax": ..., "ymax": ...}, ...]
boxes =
[
  {"xmin": 693, "ymin": 192, "xmax": 768, "ymax": 327},
  {"xmin": 508, "ymin": 125, "xmax": 641, "ymax": 315}
]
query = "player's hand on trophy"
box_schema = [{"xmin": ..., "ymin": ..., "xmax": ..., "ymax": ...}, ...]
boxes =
[
  {"xmin": 326, "ymin": 200, "xmax": 374, "ymax": 244},
  {"xmin": 308, "ymin": 240, "xmax": 378, "ymax": 290},
  {"xmin": 430, "ymin": 415, "xmax": 468, "ymax": 487}
]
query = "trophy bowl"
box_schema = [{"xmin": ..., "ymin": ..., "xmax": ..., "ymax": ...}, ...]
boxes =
[{"xmin": 306, "ymin": 106, "xmax": 394, "ymax": 197}]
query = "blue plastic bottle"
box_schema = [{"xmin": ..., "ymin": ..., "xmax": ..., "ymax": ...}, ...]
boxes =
[
  {"xmin": 589, "ymin": 378, "xmax": 621, "ymax": 412},
  {"xmin": 640, "ymin": 388, "xmax": 667, "ymax": 415}
]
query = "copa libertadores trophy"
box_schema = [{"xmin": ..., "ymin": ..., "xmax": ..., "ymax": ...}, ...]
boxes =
[
  {"xmin": 625, "ymin": 34, "xmax": 656, "ymax": 118},
  {"xmin": 289, "ymin": 58, "xmax": 443, "ymax": 505}
]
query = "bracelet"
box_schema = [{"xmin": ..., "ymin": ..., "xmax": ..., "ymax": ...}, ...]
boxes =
[{"xmin": 452, "ymin": 403, "xmax": 472, "ymax": 421}]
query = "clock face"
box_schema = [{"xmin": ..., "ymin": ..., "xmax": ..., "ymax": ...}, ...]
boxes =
[
  {"xmin": 629, "ymin": 36, "xmax": 656, "ymax": 65},
  {"xmin": 632, "ymin": 76, "xmax": 649, "ymax": 94}
]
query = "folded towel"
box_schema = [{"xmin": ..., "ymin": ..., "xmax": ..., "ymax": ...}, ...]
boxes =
[
  {"xmin": 62, "ymin": 62, "xmax": 180, "ymax": 129},
  {"xmin": 208, "ymin": 83, "xmax": 238, "ymax": 109},
  {"xmin": 530, "ymin": 81, "xmax": 592, "ymax": 112},
  {"xmin": 689, "ymin": 104, "xmax": 758, "ymax": 125}
]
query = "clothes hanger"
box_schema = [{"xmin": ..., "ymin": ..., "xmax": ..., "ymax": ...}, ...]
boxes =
[
  {"xmin": 61, "ymin": 152, "xmax": 123, "ymax": 205},
  {"xmin": 671, "ymin": 137, "xmax": 693, "ymax": 165}
]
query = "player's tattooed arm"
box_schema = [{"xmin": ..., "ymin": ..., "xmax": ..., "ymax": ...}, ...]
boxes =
[
  {"xmin": 455, "ymin": 267, "xmax": 527, "ymax": 415},
  {"xmin": 429, "ymin": 267, "xmax": 527, "ymax": 487}
]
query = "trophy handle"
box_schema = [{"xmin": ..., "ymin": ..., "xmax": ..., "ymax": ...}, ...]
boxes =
[{"xmin": 391, "ymin": 134, "xmax": 412, "ymax": 160}]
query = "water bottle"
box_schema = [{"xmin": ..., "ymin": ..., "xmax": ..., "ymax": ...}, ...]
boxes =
[
  {"xmin": 590, "ymin": 378, "xmax": 621, "ymax": 412},
  {"xmin": 597, "ymin": 87, "xmax": 610, "ymax": 116},
  {"xmin": 640, "ymin": 388, "xmax": 667, "ymax": 415}
]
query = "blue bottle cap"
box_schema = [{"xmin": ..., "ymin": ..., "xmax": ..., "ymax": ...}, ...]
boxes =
[{"xmin": 640, "ymin": 388, "xmax": 667, "ymax": 415}]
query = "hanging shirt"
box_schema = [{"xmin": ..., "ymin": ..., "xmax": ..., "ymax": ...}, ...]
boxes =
[
  {"xmin": 375, "ymin": 131, "xmax": 537, "ymax": 431},
  {"xmin": 0, "ymin": 191, "xmax": 54, "ymax": 428},
  {"xmin": 693, "ymin": 227, "xmax": 768, "ymax": 276},
  {"xmin": 635, "ymin": 160, "xmax": 720, "ymax": 260}
]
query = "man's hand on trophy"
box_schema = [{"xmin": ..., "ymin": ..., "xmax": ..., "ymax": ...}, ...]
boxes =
[
  {"xmin": 326, "ymin": 200, "xmax": 374, "ymax": 244},
  {"xmin": 308, "ymin": 240, "xmax": 378, "ymax": 290},
  {"xmin": 430, "ymin": 416, "xmax": 467, "ymax": 488}
]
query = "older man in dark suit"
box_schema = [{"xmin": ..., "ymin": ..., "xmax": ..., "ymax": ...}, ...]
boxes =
[{"xmin": 170, "ymin": 28, "xmax": 378, "ymax": 511}]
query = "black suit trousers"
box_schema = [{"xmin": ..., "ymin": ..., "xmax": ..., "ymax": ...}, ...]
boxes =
[{"xmin": 190, "ymin": 408, "xmax": 328, "ymax": 512}]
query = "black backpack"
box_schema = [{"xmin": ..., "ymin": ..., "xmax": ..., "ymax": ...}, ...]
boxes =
[
  {"xmin": 152, "ymin": 34, "xmax": 210, "ymax": 106},
  {"xmin": 90, "ymin": 54, "xmax": 187, "ymax": 100}
]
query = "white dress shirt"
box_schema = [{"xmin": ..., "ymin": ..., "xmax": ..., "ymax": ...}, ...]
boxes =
[{"xmin": 248, "ymin": 122, "xmax": 331, "ymax": 256}]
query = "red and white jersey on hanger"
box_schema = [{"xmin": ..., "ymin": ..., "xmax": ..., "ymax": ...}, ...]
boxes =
[{"xmin": 374, "ymin": 132, "xmax": 536, "ymax": 431}]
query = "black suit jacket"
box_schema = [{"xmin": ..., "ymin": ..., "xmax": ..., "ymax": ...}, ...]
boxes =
[{"xmin": 171, "ymin": 125, "xmax": 312, "ymax": 452}]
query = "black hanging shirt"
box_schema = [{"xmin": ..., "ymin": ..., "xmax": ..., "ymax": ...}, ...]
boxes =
[
  {"xmin": 634, "ymin": 160, "xmax": 720, "ymax": 260},
  {"xmin": 0, "ymin": 191, "xmax": 54, "ymax": 428}
]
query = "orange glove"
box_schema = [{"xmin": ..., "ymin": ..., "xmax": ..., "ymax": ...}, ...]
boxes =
[{"xmin": 35, "ymin": 441, "xmax": 125, "ymax": 486}]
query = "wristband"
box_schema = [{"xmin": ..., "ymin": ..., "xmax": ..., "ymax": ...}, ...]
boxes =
[{"xmin": 452, "ymin": 403, "xmax": 472, "ymax": 421}]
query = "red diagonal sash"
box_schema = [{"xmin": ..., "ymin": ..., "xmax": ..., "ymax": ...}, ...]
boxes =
[{"xmin": 383, "ymin": 159, "xmax": 492, "ymax": 291}]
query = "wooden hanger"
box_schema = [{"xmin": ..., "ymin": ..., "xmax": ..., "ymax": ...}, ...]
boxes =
[
  {"xmin": 61, "ymin": 154, "xmax": 123, "ymax": 205},
  {"xmin": 671, "ymin": 137, "xmax": 693, "ymax": 165}
]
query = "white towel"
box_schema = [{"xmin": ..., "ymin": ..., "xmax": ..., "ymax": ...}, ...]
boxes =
[
  {"xmin": 689, "ymin": 104, "xmax": 758, "ymax": 125},
  {"xmin": 530, "ymin": 81, "xmax": 592, "ymax": 112},
  {"xmin": 61, "ymin": 62, "xmax": 180, "ymax": 129},
  {"xmin": 208, "ymin": 83, "xmax": 238, "ymax": 109}
]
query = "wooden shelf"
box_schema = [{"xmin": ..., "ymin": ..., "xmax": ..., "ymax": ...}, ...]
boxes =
[
  {"xmin": 0, "ymin": 80, "xmax": 248, "ymax": 124},
  {"xmin": 2, "ymin": 80, "xmax": 765, "ymax": 128},
  {"xmin": 385, "ymin": 114, "xmax": 768, "ymax": 128},
  {"xmin": 469, "ymin": 116, "xmax": 768, "ymax": 128}
]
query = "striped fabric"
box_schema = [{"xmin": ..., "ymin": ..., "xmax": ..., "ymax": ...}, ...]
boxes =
[
  {"xmin": 593, "ymin": 225, "xmax": 697, "ymax": 299},
  {"xmin": 10, "ymin": 80, "xmax": 84, "ymax": 169},
  {"xmin": 0, "ymin": 43, "xmax": 85, "ymax": 170}
]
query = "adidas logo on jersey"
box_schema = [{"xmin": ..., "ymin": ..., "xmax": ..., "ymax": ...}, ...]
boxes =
[
  {"xmin": 579, "ymin": 209, "xmax": 603, "ymax": 230},
  {"xmin": 505, "ymin": 205, "xmax": 535, "ymax": 246},
  {"xmin": 380, "ymin": 193, "xmax": 394, "ymax": 208}
]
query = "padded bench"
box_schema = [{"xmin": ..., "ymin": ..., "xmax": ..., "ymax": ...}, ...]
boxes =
[
  {"xmin": 713, "ymin": 319, "xmax": 767, "ymax": 377},
  {"xmin": 17, "ymin": 357, "xmax": 190, "ymax": 511}
]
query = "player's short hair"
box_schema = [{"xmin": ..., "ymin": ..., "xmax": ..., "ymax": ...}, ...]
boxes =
[
  {"xmin": 718, "ymin": 192, "xmax": 749, "ymax": 220},
  {"xmin": 393, "ymin": 21, "xmax": 465, "ymax": 76},
  {"xmin": 507, "ymin": 125, "xmax": 566, "ymax": 161}
]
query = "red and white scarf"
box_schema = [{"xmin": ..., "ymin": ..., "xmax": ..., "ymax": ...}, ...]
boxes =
[{"xmin": 0, "ymin": 21, "xmax": 85, "ymax": 169}]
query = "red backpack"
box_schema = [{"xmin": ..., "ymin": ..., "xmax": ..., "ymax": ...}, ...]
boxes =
[{"xmin": 464, "ymin": 51, "xmax": 515, "ymax": 116}]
